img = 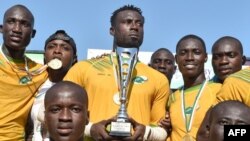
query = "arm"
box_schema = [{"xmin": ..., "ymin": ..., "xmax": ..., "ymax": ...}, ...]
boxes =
[
  {"xmin": 147, "ymin": 75, "xmax": 169, "ymax": 140},
  {"xmin": 158, "ymin": 111, "xmax": 172, "ymax": 135},
  {"xmin": 150, "ymin": 76, "xmax": 169, "ymax": 124},
  {"xmin": 25, "ymin": 112, "xmax": 34, "ymax": 141}
]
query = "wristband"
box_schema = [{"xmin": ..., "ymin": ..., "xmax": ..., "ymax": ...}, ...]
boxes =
[
  {"xmin": 145, "ymin": 126, "xmax": 168, "ymax": 141},
  {"xmin": 84, "ymin": 122, "xmax": 93, "ymax": 137}
]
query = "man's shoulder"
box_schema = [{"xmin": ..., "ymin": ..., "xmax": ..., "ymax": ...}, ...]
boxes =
[
  {"xmin": 87, "ymin": 55, "xmax": 111, "ymax": 63},
  {"xmin": 73, "ymin": 54, "xmax": 111, "ymax": 66},
  {"xmin": 137, "ymin": 62, "xmax": 161, "ymax": 74},
  {"xmin": 207, "ymin": 79, "xmax": 222, "ymax": 86},
  {"xmin": 229, "ymin": 67, "xmax": 250, "ymax": 83},
  {"xmin": 137, "ymin": 63, "xmax": 167, "ymax": 77},
  {"xmin": 207, "ymin": 80, "xmax": 222, "ymax": 94},
  {"xmin": 68, "ymin": 55, "xmax": 113, "ymax": 74}
]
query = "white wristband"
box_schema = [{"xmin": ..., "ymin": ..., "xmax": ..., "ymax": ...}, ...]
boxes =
[
  {"xmin": 143, "ymin": 126, "xmax": 151, "ymax": 141},
  {"xmin": 144, "ymin": 126, "xmax": 168, "ymax": 141},
  {"xmin": 84, "ymin": 122, "xmax": 93, "ymax": 137}
]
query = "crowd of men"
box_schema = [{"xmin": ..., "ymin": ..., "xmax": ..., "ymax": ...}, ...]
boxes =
[{"xmin": 0, "ymin": 4, "xmax": 249, "ymax": 141}]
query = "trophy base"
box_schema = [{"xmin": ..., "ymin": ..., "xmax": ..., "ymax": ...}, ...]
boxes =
[{"xmin": 109, "ymin": 121, "xmax": 131, "ymax": 137}]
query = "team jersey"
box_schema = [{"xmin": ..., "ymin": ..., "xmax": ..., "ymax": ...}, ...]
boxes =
[
  {"xmin": 168, "ymin": 81, "xmax": 221, "ymax": 141},
  {"xmin": 217, "ymin": 67, "xmax": 250, "ymax": 106}
]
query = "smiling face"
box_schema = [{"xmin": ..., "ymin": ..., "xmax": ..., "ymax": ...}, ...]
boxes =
[
  {"xmin": 207, "ymin": 101, "xmax": 250, "ymax": 141},
  {"xmin": 45, "ymin": 82, "xmax": 88, "ymax": 141},
  {"xmin": 212, "ymin": 38, "xmax": 245, "ymax": 82},
  {"xmin": 0, "ymin": 5, "xmax": 35, "ymax": 51},
  {"xmin": 175, "ymin": 38, "xmax": 207, "ymax": 79},
  {"xmin": 110, "ymin": 10, "xmax": 144, "ymax": 48}
]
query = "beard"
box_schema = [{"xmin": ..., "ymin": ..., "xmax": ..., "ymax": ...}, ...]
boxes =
[{"xmin": 115, "ymin": 36, "xmax": 143, "ymax": 48}]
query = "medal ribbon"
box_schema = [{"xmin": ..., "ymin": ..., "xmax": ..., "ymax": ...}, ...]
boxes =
[
  {"xmin": 1, "ymin": 45, "xmax": 29, "ymax": 72},
  {"xmin": 181, "ymin": 80, "xmax": 207, "ymax": 132},
  {"xmin": 0, "ymin": 45, "xmax": 47, "ymax": 83}
]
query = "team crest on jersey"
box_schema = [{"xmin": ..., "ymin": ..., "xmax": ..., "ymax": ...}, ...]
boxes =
[{"xmin": 133, "ymin": 76, "xmax": 147, "ymax": 84}]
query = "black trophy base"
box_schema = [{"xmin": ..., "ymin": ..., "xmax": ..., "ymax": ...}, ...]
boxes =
[
  {"xmin": 109, "ymin": 121, "xmax": 131, "ymax": 137},
  {"xmin": 109, "ymin": 131, "xmax": 131, "ymax": 137}
]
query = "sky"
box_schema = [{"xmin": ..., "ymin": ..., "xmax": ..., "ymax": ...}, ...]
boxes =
[{"xmin": 1, "ymin": 0, "xmax": 250, "ymax": 61}]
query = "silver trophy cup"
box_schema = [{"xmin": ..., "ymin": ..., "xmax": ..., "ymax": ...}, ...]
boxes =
[{"xmin": 109, "ymin": 46, "xmax": 138, "ymax": 137}]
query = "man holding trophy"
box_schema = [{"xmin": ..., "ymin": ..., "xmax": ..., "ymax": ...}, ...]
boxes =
[{"xmin": 64, "ymin": 5, "xmax": 170, "ymax": 141}]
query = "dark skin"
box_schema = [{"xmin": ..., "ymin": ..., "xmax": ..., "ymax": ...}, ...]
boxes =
[
  {"xmin": 158, "ymin": 111, "xmax": 171, "ymax": 135},
  {"xmin": 197, "ymin": 37, "xmax": 246, "ymax": 141},
  {"xmin": 149, "ymin": 49, "xmax": 176, "ymax": 83},
  {"xmin": 212, "ymin": 37, "xmax": 246, "ymax": 83},
  {"xmin": 110, "ymin": 10, "xmax": 144, "ymax": 50},
  {"xmin": 160, "ymin": 37, "xmax": 208, "ymax": 134},
  {"xmin": 151, "ymin": 50, "xmax": 176, "ymax": 134},
  {"xmin": 176, "ymin": 38, "xmax": 207, "ymax": 89},
  {"xmin": 150, "ymin": 49, "xmax": 175, "ymax": 133},
  {"xmin": 45, "ymin": 81, "xmax": 89, "ymax": 141},
  {"xmin": 90, "ymin": 9, "xmax": 146, "ymax": 141},
  {"xmin": 25, "ymin": 32, "xmax": 78, "ymax": 140},
  {"xmin": 206, "ymin": 101, "xmax": 250, "ymax": 141},
  {"xmin": 44, "ymin": 38, "xmax": 77, "ymax": 82},
  {"xmin": 0, "ymin": 5, "xmax": 43, "ymax": 141},
  {"xmin": 0, "ymin": 5, "xmax": 36, "ymax": 60},
  {"xmin": 196, "ymin": 108, "xmax": 212, "ymax": 141}
]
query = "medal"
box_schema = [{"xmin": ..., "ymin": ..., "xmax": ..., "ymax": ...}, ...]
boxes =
[
  {"xmin": 182, "ymin": 134, "xmax": 195, "ymax": 141},
  {"xmin": 28, "ymin": 58, "xmax": 62, "ymax": 76},
  {"xmin": 47, "ymin": 58, "xmax": 62, "ymax": 70},
  {"xmin": 113, "ymin": 92, "xmax": 120, "ymax": 105}
]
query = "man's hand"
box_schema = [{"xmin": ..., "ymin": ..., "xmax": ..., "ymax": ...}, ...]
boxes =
[
  {"xmin": 90, "ymin": 118, "xmax": 117, "ymax": 141},
  {"xmin": 122, "ymin": 117, "xmax": 145, "ymax": 141},
  {"xmin": 158, "ymin": 111, "xmax": 172, "ymax": 135}
]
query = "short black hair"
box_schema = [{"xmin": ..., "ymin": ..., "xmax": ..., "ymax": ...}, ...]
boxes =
[
  {"xmin": 110, "ymin": 4, "xmax": 144, "ymax": 26},
  {"xmin": 212, "ymin": 36, "xmax": 243, "ymax": 55},
  {"xmin": 176, "ymin": 34, "xmax": 206, "ymax": 53}
]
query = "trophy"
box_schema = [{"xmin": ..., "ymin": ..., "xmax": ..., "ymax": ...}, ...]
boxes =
[{"xmin": 109, "ymin": 46, "xmax": 139, "ymax": 137}]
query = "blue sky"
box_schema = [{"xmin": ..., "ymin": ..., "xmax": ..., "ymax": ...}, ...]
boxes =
[{"xmin": 1, "ymin": 0, "xmax": 250, "ymax": 61}]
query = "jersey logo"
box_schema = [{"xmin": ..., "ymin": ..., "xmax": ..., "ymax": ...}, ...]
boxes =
[{"xmin": 133, "ymin": 76, "xmax": 147, "ymax": 84}]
